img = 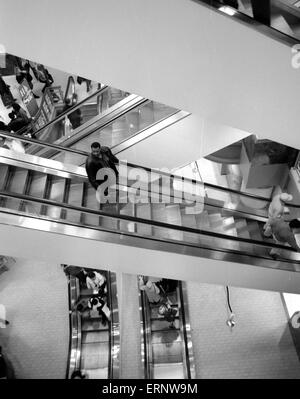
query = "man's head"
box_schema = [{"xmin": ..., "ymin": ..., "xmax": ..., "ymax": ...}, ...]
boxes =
[{"xmin": 91, "ymin": 142, "xmax": 101, "ymax": 157}]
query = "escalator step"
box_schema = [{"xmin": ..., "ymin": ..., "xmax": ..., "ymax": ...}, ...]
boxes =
[
  {"xmin": 65, "ymin": 181, "xmax": 84, "ymax": 223},
  {"xmin": 47, "ymin": 176, "xmax": 66, "ymax": 219},
  {"xmin": 195, "ymin": 211, "xmax": 210, "ymax": 230},
  {"xmin": 151, "ymin": 319, "xmax": 180, "ymax": 331},
  {"xmin": 81, "ymin": 342, "xmax": 109, "ymax": 369},
  {"xmin": 136, "ymin": 203, "xmax": 152, "ymax": 236},
  {"xmin": 5, "ymin": 168, "xmax": 29, "ymax": 211},
  {"xmin": 165, "ymin": 204, "xmax": 183, "ymax": 241},
  {"xmin": 100, "ymin": 204, "xmax": 119, "ymax": 230},
  {"xmin": 28, "ymin": 172, "xmax": 48, "ymax": 198},
  {"xmin": 153, "ymin": 363, "xmax": 185, "ymax": 379},
  {"xmin": 82, "ymin": 367, "xmax": 108, "ymax": 379},
  {"xmin": 119, "ymin": 203, "xmax": 135, "ymax": 232},
  {"xmin": 235, "ymin": 218, "xmax": 252, "ymax": 252},
  {"xmin": 181, "ymin": 214, "xmax": 199, "ymax": 244},
  {"xmin": 150, "ymin": 306, "xmax": 178, "ymax": 320},
  {"xmin": 82, "ymin": 330, "xmax": 109, "ymax": 344},
  {"xmin": 7, "ymin": 168, "xmax": 28, "ymax": 193},
  {"xmin": 82, "ymin": 319, "xmax": 109, "ymax": 331},
  {"xmin": 0, "ymin": 164, "xmax": 9, "ymax": 189},
  {"xmin": 246, "ymin": 220, "xmax": 268, "ymax": 256},
  {"xmin": 152, "ymin": 341, "xmax": 183, "ymax": 364},
  {"xmin": 151, "ymin": 330, "xmax": 182, "ymax": 345},
  {"xmin": 152, "ymin": 204, "xmax": 168, "ymax": 239}
]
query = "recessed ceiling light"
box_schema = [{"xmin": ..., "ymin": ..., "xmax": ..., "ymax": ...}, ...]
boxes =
[{"xmin": 219, "ymin": 6, "xmax": 237, "ymax": 16}]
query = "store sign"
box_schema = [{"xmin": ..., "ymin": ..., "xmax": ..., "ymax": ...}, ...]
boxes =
[{"xmin": 18, "ymin": 78, "xmax": 39, "ymax": 117}]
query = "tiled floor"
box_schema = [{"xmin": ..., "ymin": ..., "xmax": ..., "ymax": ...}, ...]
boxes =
[
  {"xmin": 0, "ymin": 257, "xmax": 69, "ymax": 379},
  {"xmin": 186, "ymin": 281, "xmax": 300, "ymax": 379}
]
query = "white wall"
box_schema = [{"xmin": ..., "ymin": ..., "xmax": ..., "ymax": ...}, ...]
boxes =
[
  {"xmin": 0, "ymin": 0, "xmax": 300, "ymax": 150},
  {"xmin": 119, "ymin": 114, "xmax": 249, "ymax": 169},
  {"xmin": 1, "ymin": 222, "xmax": 300, "ymax": 294}
]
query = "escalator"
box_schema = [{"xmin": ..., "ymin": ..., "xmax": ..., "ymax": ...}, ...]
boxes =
[
  {"xmin": 0, "ymin": 142, "xmax": 300, "ymax": 285},
  {"xmin": 23, "ymin": 84, "xmax": 187, "ymax": 162},
  {"xmin": 66, "ymin": 268, "xmax": 119, "ymax": 379},
  {"xmin": 139, "ymin": 279, "xmax": 195, "ymax": 379},
  {"xmin": 194, "ymin": 0, "xmax": 300, "ymax": 44}
]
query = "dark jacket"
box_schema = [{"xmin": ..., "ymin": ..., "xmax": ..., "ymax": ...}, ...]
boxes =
[
  {"xmin": 63, "ymin": 104, "xmax": 82, "ymax": 129},
  {"xmin": 7, "ymin": 116, "xmax": 29, "ymax": 134},
  {"xmin": 85, "ymin": 147, "xmax": 119, "ymax": 190}
]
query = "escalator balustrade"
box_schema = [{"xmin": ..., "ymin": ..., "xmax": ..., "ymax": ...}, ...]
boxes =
[
  {"xmin": 66, "ymin": 266, "xmax": 119, "ymax": 379},
  {"xmin": 0, "ymin": 149, "xmax": 300, "ymax": 273},
  {"xmin": 139, "ymin": 278, "xmax": 195, "ymax": 379}
]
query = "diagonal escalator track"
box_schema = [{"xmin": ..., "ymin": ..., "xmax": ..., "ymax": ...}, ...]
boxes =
[{"xmin": 0, "ymin": 144, "xmax": 300, "ymax": 277}]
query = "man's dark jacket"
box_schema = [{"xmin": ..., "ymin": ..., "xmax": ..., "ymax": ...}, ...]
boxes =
[{"xmin": 85, "ymin": 146, "xmax": 119, "ymax": 190}]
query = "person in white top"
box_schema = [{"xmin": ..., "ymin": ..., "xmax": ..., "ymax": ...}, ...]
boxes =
[
  {"xmin": 263, "ymin": 192, "xmax": 293, "ymax": 237},
  {"xmin": 86, "ymin": 271, "xmax": 106, "ymax": 294}
]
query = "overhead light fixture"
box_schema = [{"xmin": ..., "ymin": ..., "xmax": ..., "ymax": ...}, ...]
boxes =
[{"xmin": 219, "ymin": 6, "xmax": 237, "ymax": 16}]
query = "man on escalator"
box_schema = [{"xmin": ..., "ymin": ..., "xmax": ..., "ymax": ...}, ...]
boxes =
[{"xmin": 85, "ymin": 142, "xmax": 119, "ymax": 201}]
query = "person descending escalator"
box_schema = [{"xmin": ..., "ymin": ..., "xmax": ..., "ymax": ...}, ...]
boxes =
[
  {"xmin": 269, "ymin": 218, "xmax": 300, "ymax": 259},
  {"xmin": 138, "ymin": 275, "xmax": 167, "ymax": 305},
  {"xmin": 0, "ymin": 74, "xmax": 16, "ymax": 107},
  {"xmin": 263, "ymin": 192, "xmax": 293, "ymax": 237},
  {"xmin": 11, "ymin": 102, "xmax": 31, "ymax": 125},
  {"xmin": 85, "ymin": 142, "xmax": 119, "ymax": 200},
  {"xmin": 156, "ymin": 278, "xmax": 178, "ymax": 295},
  {"xmin": 85, "ymin": 270, "xmax": 107, "ymax": 295},
  {"xmin": 7, "ymin": 112, "xmax": 30, "ymax": 135},
  {"xmin": 63, "ymin": 97, "xmax": 82, "ymax": 129},
  {"xmin": 63, "ymin": 265, "xmax": 88, "ymax": 288},
  {"xmin": 88, "ymin": 293, "xmax": 111, "ymax": 326},
  {"xmin": 158, "ymin": 303, "xmax": 178, "ymax": 329}
]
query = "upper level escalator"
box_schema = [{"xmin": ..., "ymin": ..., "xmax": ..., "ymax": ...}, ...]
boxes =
[
  {"xmin": 193, "ymin": 0, "xmax": 300, "ymax": 44},
  {"xmin": 24, "ymin": 83, "xmax": 186, "ymax": 162},
  {"xmin": 1, "ymin": 142, "xmax": 300, "ymax": 288}
]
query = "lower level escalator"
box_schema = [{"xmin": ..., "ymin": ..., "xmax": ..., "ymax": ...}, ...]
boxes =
[
  {"xmin": 66, "ymin": 266, "xmax": 120, "ymax": 379},
  {"xmin": 139, "ymin": 278, "xmax": 195, "ymax": 379}
]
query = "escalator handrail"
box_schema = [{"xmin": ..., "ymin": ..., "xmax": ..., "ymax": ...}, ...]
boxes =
[
  {"xmin": 140, "ymin": 289, "xmax": 152, "ymax": 378},
  {"xmin": 178, "ymin": 282, "xmax": 192, "ymax": 379},
  {"xmin": 107, "ymin": 271, "xmax": 113, "ymax": 379},
  {"xmin": 65, "ymin": 273, "xmax": 73, "ymax": 379},
  {"xmin": 1, "ymin": 129, "xmax": 297, "ymax": 207},
  {"xmin": 33, "ymin": 85, "xmax": 108, "ymax": 139},
  {"xmin": 0, "ymin": 189, "xmax": 297, "ymax": 253},
  {"xmin": 66, "ymin": 276, "xmax": 82, "ymax": 378},
  {"xmin": 58, "ymin": 97, "xmax": 150, "ymax": 149},
  {"xmin": 191, "ymin": 0, "xmax": 299, "ymax": 47}
]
